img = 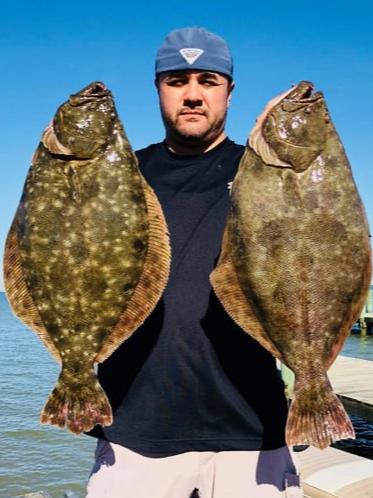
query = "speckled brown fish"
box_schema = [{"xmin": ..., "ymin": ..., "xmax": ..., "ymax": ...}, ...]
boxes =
[
  {"xmin": 211, "ymin": 81, "xmax": 372, "ymax": 449},
  {"xmin": 3, "ymin": 82, "xmax": 171, "ymax": 434}
]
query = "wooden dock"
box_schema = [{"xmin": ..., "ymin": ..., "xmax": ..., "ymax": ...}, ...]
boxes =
[
  {"xmin": 296, "ymin": 355, "xmax": 373, "ymax": 496},
  {"xmin": 329, "ymin": 355, "xmax": 373, "ymax": 423},
  {"xmin": 298, "ymin": 445, "xmax": 373, "ymax": 497}
]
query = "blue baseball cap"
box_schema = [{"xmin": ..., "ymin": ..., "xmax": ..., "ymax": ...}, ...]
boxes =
[{"xmin": 155, "ymin": 27, "xmax": 233, "ymax": 79}]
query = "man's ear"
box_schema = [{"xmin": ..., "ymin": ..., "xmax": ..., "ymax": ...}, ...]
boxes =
[{"xmin": 227, "ymin": 80, "xmax": 235, "ymax": 107}]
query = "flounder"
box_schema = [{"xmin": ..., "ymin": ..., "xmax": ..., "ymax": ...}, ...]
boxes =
[
  {"xmin": 3, "ymin": 82, "xmax": 171, "ymax": 434},
  {"xmin": 210, "ymin": 81, "xmax": 372, "ymax": 449}
]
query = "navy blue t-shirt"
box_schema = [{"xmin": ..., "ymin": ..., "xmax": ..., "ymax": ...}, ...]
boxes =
[{"xmin": 88, "ymin": 138, "xmax": 288, "ymax": 455}]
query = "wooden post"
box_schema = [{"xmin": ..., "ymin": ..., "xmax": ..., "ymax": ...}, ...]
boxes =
[
  {"xmin": 361, "ymin": 315, "xmax": 367, "ymax": 336},
  {"xmin": 366, "ymin": 289, "xmax": 372, "ymax": 313}
]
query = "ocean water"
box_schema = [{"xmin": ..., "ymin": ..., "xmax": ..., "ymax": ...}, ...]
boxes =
[
  {"xmin": 1, "ymin": 291, "xmax": 373, "ymax": 497},
  {"xmin": 0, "ymin": 292, "xmax": 96, "ymax": 497}
]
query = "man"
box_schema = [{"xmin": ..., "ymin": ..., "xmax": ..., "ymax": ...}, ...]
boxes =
[{"xmin": 86, "ymin": 27, "xmax": 302, "ymax": 497}]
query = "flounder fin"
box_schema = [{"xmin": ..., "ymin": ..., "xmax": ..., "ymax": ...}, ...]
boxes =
[
  {"xmin": 96, "ymin": 178, "xmax": 171, "ymax": 363},
  {"xmin": 249, "ymin": 125, "xmax": 290, "ymax": 167},
  {"xmin": 40, "ymin": 122, "xmax": 74, "ymax": 156},
  {"xmin": 248, "ymin": 86, "xmax": 294, "ymax": 168},
  {"xmin": 3, "ymin": 212, "xmax": 61, "ymax": 363},
  {"xmin": 210, "ymin": 228, "xmax": 285, "ymax": 362},
  {"xmin": 40, "ymin": 367, "xmax": 112, "ymax": 434},
  {"xmin": 286, "ymin": 375, "xmax": 355, "ymax": 450}
]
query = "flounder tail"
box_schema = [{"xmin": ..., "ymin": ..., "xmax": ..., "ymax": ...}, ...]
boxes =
[
  {"xmin": 40, "ymin": 369, "xmax": 112, "ymax": 435},
  {"xmin": 286, "ymin": 375, "xmax": 355, "ymax": 450}
]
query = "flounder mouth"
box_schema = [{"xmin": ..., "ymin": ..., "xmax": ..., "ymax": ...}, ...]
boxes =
[
  {"xmin": 286, "ymin": 81, "xmax": 314, "ymax": 101},
  {"xmin": 281, "ymin": 81, "xmax": 324, "ymax": 112},
  {"xmin": 69, "ymin": 81, "xmax": 112, "ymax": 106},
  {"xmin": 82, "ymin": 81, "xmax": 109, "ymax": 95}
]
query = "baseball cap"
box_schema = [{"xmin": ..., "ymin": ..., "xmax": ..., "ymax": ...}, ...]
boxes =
[{"xmin": 155, "ymin": 27, "xmax": 233, "ymax": 79}]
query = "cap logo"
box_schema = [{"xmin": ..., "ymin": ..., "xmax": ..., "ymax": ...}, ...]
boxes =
[{"xmin": 179, "ymin": 48, "xmax": 204, "ymax": 65}]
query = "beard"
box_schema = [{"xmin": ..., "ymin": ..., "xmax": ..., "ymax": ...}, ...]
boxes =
[{"xmin": 161, "ymin": 107, "xmax": 227, "ymax": 146}]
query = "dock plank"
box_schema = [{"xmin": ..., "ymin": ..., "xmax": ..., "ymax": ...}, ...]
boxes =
[
  {"xmin": 298, "ymin": 446, "xmax": 373, "ymax": 497},
  {"xmin": 329, "ymin": 355, "xmax": 373, "ymax": 423}
]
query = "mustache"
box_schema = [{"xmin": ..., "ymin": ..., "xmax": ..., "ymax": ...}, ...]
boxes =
[{"xmin": 178, "ymin": 108, "xmax": 207, "ymax": 116}]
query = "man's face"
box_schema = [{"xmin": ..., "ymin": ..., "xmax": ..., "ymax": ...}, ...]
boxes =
[{"xmin": 156, "ymin": 70, "xmax": 234, "ymax": 148}]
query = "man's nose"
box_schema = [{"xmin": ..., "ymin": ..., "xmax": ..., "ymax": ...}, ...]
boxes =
[{"xmin": 183, "ymin": 81, "xmax": 203, "ymax": 103}]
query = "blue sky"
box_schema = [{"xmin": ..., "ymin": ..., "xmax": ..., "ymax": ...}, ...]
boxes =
[{"xmin": 1, "ymin": 1, "xmax": 372, "ymax": 292}]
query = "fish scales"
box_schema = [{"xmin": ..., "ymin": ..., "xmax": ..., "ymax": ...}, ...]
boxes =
[
  {"xmin": 211, "ymin": 81, "xmax": 372, "ymax": 450},
  {"xmin": 3, "ymin": 82, "xmax": 171, "ymax": 434}
]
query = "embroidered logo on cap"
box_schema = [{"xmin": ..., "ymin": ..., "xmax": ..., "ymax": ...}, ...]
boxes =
[{"xmin": 179, "ymin": 48, "xmax": 204, "ymax": 65}]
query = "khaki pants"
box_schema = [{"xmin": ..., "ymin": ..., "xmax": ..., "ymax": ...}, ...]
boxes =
[{"xmin": 86, "ymin": 440, "xmax": 302, "ymax": 497}]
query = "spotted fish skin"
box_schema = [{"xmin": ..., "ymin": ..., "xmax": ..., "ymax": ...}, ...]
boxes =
[
  {"xmin": 3, "ymin": 82, "xmax": 170, "ymax": 434},
  {"xmin": 211, "ymin": 81, "xmax": 372, "ymax": 450}
]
